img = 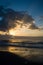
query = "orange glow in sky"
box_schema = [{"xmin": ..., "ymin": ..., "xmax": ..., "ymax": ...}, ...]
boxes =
[
  {"xmin": 9, "ymin": 29, "xmax": 16, "ymax": 35},
  {"xmin": 0, "ymin": 25, "xmax": 43, "ymax": 37}
]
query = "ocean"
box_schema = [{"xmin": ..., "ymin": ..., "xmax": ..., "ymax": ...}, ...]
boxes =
[
  {"xmin": 0, "ymin": 36, "xmax": 43, "ymax": 62},
  {"xmin": 0, "ymin": 41, "xmax": 43, "ymax": 62}
]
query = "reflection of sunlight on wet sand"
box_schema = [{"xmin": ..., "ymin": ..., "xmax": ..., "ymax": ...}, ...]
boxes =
[
  {"xmin": 8, "ymin": 47, "xmax": 29, "ymax": 57},
  {"xmin": 0, "ymin": 46, "xmax": 43, "ymax": 60},
  {"xmin": 8, "ymin": 47, "xmax": 43, "ymax": 58}
]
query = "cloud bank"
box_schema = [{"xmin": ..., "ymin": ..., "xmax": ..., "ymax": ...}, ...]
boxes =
[{"xmin": 0, "ymin": 6, "xmax": 39, "ymax": 32}]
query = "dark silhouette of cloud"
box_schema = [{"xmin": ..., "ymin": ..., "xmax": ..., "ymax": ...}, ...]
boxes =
[
  {"xmin": 29, "ymin": 23, "xmax": 39, "ymax": 29},
  {"xmin": 0, "ymin": 6, "xmax": 39, "ymax": 32}
]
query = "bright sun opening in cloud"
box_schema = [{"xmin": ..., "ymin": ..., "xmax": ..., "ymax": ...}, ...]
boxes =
[{"xmin": 9, "ymin": 29, "xmax": 16, "ymax": 36}]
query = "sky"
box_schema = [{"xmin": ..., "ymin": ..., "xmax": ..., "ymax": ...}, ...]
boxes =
[{"xmin": 0, "ymin": 0, "xmax": 43, "ymax": 36}]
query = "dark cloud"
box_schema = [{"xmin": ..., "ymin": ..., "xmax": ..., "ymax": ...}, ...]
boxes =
[
  {"xmin": 0, "ymin": 6, "xmax": 39, "ymax": 32},
  {"xmin": 22, "ymin": 13, "xmax": 34, "ymax": 24},
  {"xmin": 29, "ymin": 23, "xmax": 39, "ymax": 29}
]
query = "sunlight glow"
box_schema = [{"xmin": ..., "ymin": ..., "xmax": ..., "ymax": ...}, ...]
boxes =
[{"xmin": 9, "ymin": 29, "xmax": 16, "ymax": 36}]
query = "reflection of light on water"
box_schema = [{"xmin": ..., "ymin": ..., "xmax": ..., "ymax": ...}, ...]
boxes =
[
  {"xmin": 8, "ymin": 47, "xmax": 28, "ymax": 53},
  {"xmin": 8, "ymin": 47, "xmax": 43, "ymax": 58},
  {"xmin": 0, "ymin": 46, "xmax": 43, "ymax": 59},
  {"xmin": 9, "ymin": 39, "xmax": 22, "ymax": 42},
  {"xmin": 9, "ymin": 37, "xmax": 43, "ymax": 43},
  {"xmin": 8, "ymin": 47, "xmax": 29, "ymax": 57}
]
